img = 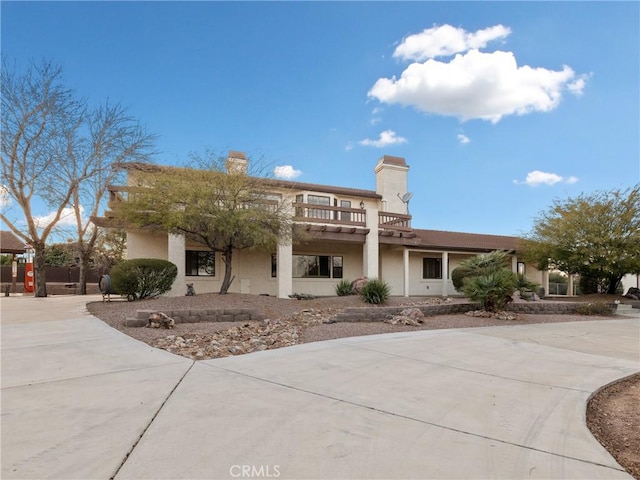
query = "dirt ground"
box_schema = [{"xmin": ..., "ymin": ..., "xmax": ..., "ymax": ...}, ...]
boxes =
[
  {"xmin": 587, "ymin": 373, "xmax": 640, "ymax": 479},
  {"xmin": 87, "ymin": 292, "xmax": 639, "ymax": 477}
]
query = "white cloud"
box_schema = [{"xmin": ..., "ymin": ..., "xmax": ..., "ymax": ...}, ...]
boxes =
[
  {"xmin": 369, "ymin": 24, "xmax": 586, "ymax": 124},
  {"xmin": 359, "ymin": 130, "xmax": 408, "ymax": 148},
  {"xmin": 33, "ymin": 206, "xmax": 83, "ymax": 228},
  {"xmin": 567, "ymin": 74, "xmax": 589, "ymax": 95},
  {"xmin": 273, "ymin": 165, "xmax": 302, "ymax": 180},
  {"xmin": 514, "ymin": 170, "xmax": 579, "ymax": 186},
  {"xmin": 394, "ymin": 24, "xmax": 511, "ymax": 61},
  {"xmin": 457, "ymin": 134, "xmax": 470, "ymax": 144}
]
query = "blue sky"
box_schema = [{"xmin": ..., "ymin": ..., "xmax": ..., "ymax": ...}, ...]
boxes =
[{"xmin": 2, "ymin": 1, "xmax": 639, "ymax": 238}]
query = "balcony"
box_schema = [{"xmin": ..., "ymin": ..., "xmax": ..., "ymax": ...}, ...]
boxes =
[
  {"xmin": 292, "ymin": 202, "xmax": 366, "ymax": 227},
  {"xmin": 378, "ymin": 211, "xmax": 412, "ymax": 232},
  {"xmin": 291, "ymin": 202, "xmax": 412, "ymax": 233}
]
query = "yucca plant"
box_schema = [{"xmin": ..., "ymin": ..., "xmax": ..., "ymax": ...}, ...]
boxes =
[
  {"xmin": 335, "ymin": 279, "xmax": 353, "ymax": 296},
  {"xmin": 360, "ymin": 278, "xmax": 391, "ymax": 304}
]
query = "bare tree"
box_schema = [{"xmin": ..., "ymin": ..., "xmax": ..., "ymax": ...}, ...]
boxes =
[{"xmin": 1, "ymin": 58, "xmax": 154, "ymax": 296}]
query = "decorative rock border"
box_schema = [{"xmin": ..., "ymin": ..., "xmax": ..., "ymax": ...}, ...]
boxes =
[
  {"xmin": 332, "ymin": 301, "xmax": 619, "ymax": 323},
  {"xmin": 125, "ymin": 308, "xmax": 267, "ymax": 327},
  {"xmin": 125, "ymin": 300, "xmax": 622, "ymax": 327}
]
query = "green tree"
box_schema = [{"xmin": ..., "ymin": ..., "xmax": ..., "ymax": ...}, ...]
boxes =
[
  {"xmin": 111, "ymin": 154, "xmax": 293, "ymax": 294},
  {"xmin": 44, "ymin": 243, "xmax": 76, "ymax": 267},
  {"xmin": 520, "ymin": 186, "xmax": 640, "ymax": 294}
]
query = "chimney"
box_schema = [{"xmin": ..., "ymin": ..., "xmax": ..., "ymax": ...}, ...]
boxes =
[
  {"xmin": 374, "ymin": 155, "xmax": 409, "ymax": 214},
  {"xmin": 226, "ymin": 150, "xmax": 248, "ymax": 174}
]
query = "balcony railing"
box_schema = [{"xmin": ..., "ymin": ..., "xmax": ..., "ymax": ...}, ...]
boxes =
[
  {"xmin": 378, "ymin": 211, "xmax": 412, "ymax": 232},
  {"xmin": 292, "ymin": 202, "xmax": 366, "ymax": 226},
  {"xmin": 292, "ymin": 202, "xmax": 413, "ymax": 232}
]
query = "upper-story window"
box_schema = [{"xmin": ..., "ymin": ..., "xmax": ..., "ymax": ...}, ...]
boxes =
[{"xmin": 307, "ymin": 195, "xmax": 331, "ymax": 219}]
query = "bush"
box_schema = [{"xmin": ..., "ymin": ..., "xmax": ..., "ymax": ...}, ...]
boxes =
[
  {"xmin": 455, "ymin": 251, "xmax": 517, "ymax": 311},
  {"xmin": 451, "ymin": 266, "xmax": 471, "ymax": 291},
  {"xmin": 360, "ymin": 278, "xmax": 390, "ymax": 304},
  {"xmin": 574, "ymin": 302, "xmax": 615, "ymax": 316},
  {"xmin": 462, "ymin": 270, "xmax": 517, "ymax": 312},
  {"xmin": 110, "ymin": 258, "xmax": 177, "ymax": 300},
  {"xmin": 335, "ymin": 279, "xmax": 353, "ymax": 296}
]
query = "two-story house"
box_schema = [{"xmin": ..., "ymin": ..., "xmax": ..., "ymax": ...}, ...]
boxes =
[{"xmin": 94, "ymin": 151, "xmax": 545, "ymax": 298}]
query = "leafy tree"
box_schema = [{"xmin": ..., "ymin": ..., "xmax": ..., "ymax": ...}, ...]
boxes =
[
  {"xmin": 44, "ymin": 243, "xmax": 76, "ymax": 267},
  {"xmin": 1, "ymin": 59, "xmax": 154, "ymax": 296},
  {"xmin": 111, "ymin": 154, "xmax": 293, "ymax": 294},
  {"xmin": 452, "ymin": 250, "xmax": 517, "ymax": 311},
  {"xmin": 520, "ymin": 186, "xmax": 640, "ymax": 294}
]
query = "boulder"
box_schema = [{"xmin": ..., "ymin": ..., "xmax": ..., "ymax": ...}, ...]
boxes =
[
  {"xmin": 350, "ymin": 277, "xmax": 368, "ymax": 294},
  {"xmin": 147, "ymin": 312, "xmax": 175, "ymax": 329}
]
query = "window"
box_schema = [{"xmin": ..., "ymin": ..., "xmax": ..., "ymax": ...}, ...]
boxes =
[
  {"xmin": 293, "ymin": 255, "xmax": 343, "ymax": 278},
  {"xmin": 423, "ymin": 257, "xmax": 442, "ymax": 279},
  {"xmin": 307, "ymin": 195, "xmax": 331, "ymax": 219},
  {"xmin": 271, "ymin": 253, "xmax": 277, "ymax": 278},
  {"xmin": 332, "ymin": 256, "xmax": 343, "ymax": 278},
  {"xmin": 186, "ymin": 251, "xmax": 215, "ymax": 276},
  {"xmin": 338, "ymin": 200, "xmax": 351, "ymax": 222},
  {"xmin": 517, "ymin": 262, "xmax": 526, "ymax": 275}
]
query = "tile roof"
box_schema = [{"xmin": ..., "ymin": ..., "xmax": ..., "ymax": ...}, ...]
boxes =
[
  {"xmin": 411, "ymin": 228, "xmax": 520, "ymax": 252},
  {"xmin": 1, "ymin": 230, "xmax": 26, "ymax": 254},
  {"xmin": 262, "ymin": 178, "xmax": 381, "ymax": 199}
]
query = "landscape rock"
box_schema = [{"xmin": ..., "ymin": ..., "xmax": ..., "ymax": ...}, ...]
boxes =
[
  {"xmin": 385, "ymin": 307, "xmax": 425, "ymax": 326},
  {"xmin": 150, "ymin": 308, "xmax": 341, "ymax": 360},
  {"xmin": 147, "ymin": 312, "xmax": 175, "ymax": 329},
  {"xmin": 350, "ymin": 277, "xmax": 368, "ymax": 294}
]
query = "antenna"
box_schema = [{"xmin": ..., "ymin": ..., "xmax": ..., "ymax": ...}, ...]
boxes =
[{"xmin": 397, "ymin": 192, "xmax": 413, "ymax": 214}]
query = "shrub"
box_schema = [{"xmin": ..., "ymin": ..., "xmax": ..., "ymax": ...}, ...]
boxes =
[
  {"xmin": 110, "ymin": 258, "xmax": 177, "ymax": 300},
  {"xmin": 360, "ymin": 278, "xmax": 390, "ymax": 304},
  {"xmin": 335, "ymin": 279, "xmax": 353, "ymax": 296},
  {"xmin": 455, "ymin": 251, "xmax": 517, "ymax": 311},
  {"xmin": 462, "ymin": 270, "xmax": 517, "ymax": 312},
  {"xmin": 451, "ymin": 266, "xmax": 471, "ymax": 291},
  {"xmin": 574, "ymin": 302, "xmax": 615, "ymax": 316}
]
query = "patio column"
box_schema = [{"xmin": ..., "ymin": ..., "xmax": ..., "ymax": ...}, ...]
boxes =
[
  {"xmin": 541, "ymin": 270, "xmax": 550, "ymax": 297},
  {"xmin": 167, "ymin": 233, "xmax": 185, "ymax": 297},
  {"xmin": 277, "ymin": 240, "xmax": 292, "ymax": 299},
  {"xmin": 403, "ymin": 247, "xmax": 410, "ymax": 297},
  {"xmin": 363, "ymin": 207, "xmax": 379, "ymax": 279},
  {"xmin": 441, "ymin": 251, "xmax": 449, "ymax": 296}
]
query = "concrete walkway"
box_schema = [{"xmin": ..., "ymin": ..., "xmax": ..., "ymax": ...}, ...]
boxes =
[{"xmin": 1, "ymin": 295, "xmax": 638, "ymax": 479}]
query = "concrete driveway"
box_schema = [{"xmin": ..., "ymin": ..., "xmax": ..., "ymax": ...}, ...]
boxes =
[{"xmin": 1, "ymin": 295, "xmax": 638, "ymax": 479}]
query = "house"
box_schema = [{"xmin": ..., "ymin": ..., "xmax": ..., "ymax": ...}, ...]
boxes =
[{"xmin": 94, "ymin": 151, "xmax": 546, "ymax": 298}]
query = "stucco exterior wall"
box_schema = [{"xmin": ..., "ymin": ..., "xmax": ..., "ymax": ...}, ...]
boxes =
[
  {"xmin": 127, "ymin": 231, "xmax": 168, "ymax": 261},
  {"xmin": 379, "ymin": 246, "xmax": 404, "ymax": 295}
]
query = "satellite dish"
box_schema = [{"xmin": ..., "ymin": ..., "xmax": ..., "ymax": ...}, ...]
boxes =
[{"xmin": 397, "ymin": 192, "xmax": 413, "ymax": 214}]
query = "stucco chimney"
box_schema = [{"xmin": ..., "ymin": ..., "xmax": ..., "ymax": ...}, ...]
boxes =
[
  {"xmin": 226, "ymin": 150, "xmax": 248, "ymax": 174},
  {"xmin": 374, "ymin": 155, "xmax": 409, "ymax": 214}
]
